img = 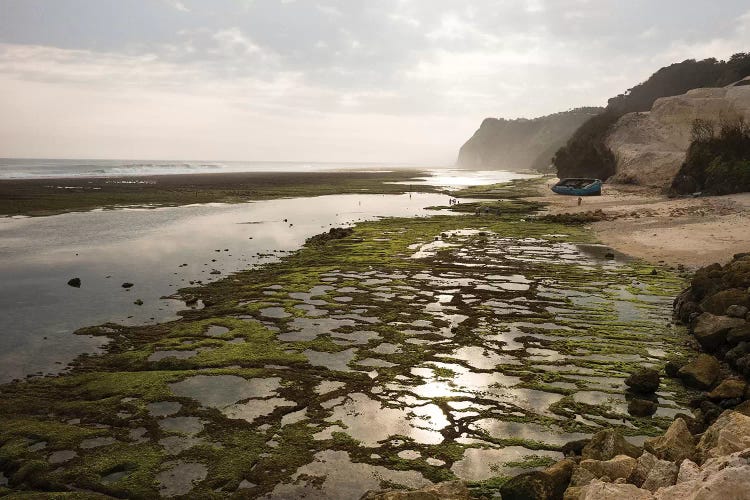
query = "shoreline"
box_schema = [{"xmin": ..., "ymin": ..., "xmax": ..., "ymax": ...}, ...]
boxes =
[{"xmin": 528, "ymin": 178, "xmax": 750, "ymax": 269}]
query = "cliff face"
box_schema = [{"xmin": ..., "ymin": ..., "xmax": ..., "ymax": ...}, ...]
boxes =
[
  {"xmin": 457, "ymin": 107, "xmax": 602, "ymax": 172},
  {"xmin": 606, "ymin": 79, "xmax": 750, "ymax": 188}
]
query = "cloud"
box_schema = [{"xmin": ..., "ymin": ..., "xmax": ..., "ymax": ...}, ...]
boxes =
[
  {"xmin": 1, "ymin": 0, "xmax": 750, "ymax": 162},
  {"xmin": 165, "ymin": 0, "xmax": 190, "ymax": 13}
]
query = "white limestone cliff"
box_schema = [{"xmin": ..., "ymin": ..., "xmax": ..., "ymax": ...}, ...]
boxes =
[{"xmin": 606, "ymin": 78, "xmax": 750, "ymax": 188}]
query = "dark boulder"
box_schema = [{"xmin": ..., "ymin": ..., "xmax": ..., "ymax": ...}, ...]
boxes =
[
  {"xmin": 67, "ymin": 278, "xmax": 81, "ymax": 288},
  {"xmin": 670, "ymin": 173, "xmax": 699, "ymax": 195},
  {"xmin": 675, "ymin": 300, "xmax": 701, "ymax": 324},
  {"xmin": 736, "ymin": 354, "xmax": 750, "ymax": 377},
  {"xmin": 122, "ymin": 282, "xmax": 134, "ymax": 289},
  {"xmin": 544, "ymin": 459, "xmax": 575, "ymax": 500},
  {"xmin": 725, "ymin": 342, "xmax": 750, "ymax": 367},
  {"xmin": 691, "ymin": 313, "xmax": 744, "ymax": 351},
  {"xmin": 499, "ymin": 471, "xmax": 554, "ymax": 500},
  {"xmin": 561, "ymin": 439, "xmax": 590, "ymax": 457},
  {"xmin": 719, "ymin": 397, "xmax": 744, "ymax": 409},
  {"xmin": 727, "ymin": 325, "xmax": 750, "ymax": 345},
  {"xmin": 689, "ymin": 263, "xmax": 723, "ymax": 300},
  {"xmin": 699, "ymin": 400, "xmax": 723, "ymax": 426},
  {"xmin": 726, "ymin": 304, "xmax": 749, "ymax": 318},
  {"xmin": 677, "ymin": 354, "xmax": 721, "ymax": 390},
  {"xmin": 664, "ymin": 359, "xmax": 686, "ymax": 378},
  {"xmin": 625, "ymin": 368, "xmax": 660, "ymax": 394},
  {"xmin": 627, "ymin": 398, "xmax": 658, "ymax": 417},
  {"xmin": 722, "ymin": 257, "xmax": 750, "ymax": 289},
  {"xmin": 699, "ymin": 289, "xmax": 750, "ymax": 316}
]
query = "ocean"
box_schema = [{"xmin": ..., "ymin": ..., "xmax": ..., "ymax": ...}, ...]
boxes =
[
  {"xmin": 0, "ymin": 158, "xmax": 413, "ymax": 179},
  {"xmin": 0, "ymin": 157, "xmax": 536, "ymax": 188}
]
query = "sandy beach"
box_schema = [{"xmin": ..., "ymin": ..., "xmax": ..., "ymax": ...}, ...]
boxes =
[{"xmin": 531, "ymin": 178, "xmax": 750, "ymax": 269}]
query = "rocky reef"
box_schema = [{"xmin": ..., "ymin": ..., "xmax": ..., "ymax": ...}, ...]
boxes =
[
  {"xmin": 368, "ymin": 253, "xmax": 750, "ymax": 499},
  {"xmin": 457, "ymin": 108, "xmax": 602, "ymax": 172},
  {"xmin": 606, "ymin": 78, "xmax": 750, "ymax": 188},
  {"xmin": 0, "ymin": 181, "xmax": 698, "ymax": 498},
  {"xmin": 366, "ymin": 409, "xmax": 750, "ymax": 499}
]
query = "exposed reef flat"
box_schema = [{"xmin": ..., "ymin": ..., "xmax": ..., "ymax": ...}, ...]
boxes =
[
  {"xmin": 0, "ymin": 180, "xmax": 697, "ymax": 498},
  {"xmin": 0, "ymin": 169, "xmax": 434, "ymax": 217}
]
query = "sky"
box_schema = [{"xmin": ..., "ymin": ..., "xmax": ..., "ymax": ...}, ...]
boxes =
[{"xmin": 0, "ymin": 1, "xmax": 749, "ymax": 164}]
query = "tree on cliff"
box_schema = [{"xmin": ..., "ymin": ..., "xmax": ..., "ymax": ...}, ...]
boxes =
[
  {"xmin": 671, "ymin": 118, "xmax": 750, "ymax": 195},
  {"xmin": 554, "ymin": 53, "xmax": 750, "ymax": 180}
]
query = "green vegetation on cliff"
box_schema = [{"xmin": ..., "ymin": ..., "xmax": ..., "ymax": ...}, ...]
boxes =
[{"xmin": 671, "ymin": 118, "xmax": 750, "ymax": 195}]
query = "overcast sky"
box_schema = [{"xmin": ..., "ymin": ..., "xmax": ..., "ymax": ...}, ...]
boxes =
[{"xmin": 0, "ymin": 0, "xmax": 749, "ymax": 164}]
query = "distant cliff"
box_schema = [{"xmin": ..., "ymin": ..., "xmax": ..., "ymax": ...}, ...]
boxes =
[
  {"xmin": 456, "ymin": 107, "xmax": 602, "ymax": 172},
  {"xmin": 607, "ymin": 79, "xmax": 750, "ymax": 188}
]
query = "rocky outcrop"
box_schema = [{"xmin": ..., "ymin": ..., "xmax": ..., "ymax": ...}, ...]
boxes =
[
  {"xmin": 563, "ymin": 410, "xmax": 750, "ymax": 499},
  {"xmin": 384, "ymin": 410, "xmax": 750, "ymax": 500},
  {"xmin": 457, "ymin": 108, "xmax": 602, "ymax": 172},
  {"xmin": 672, "ymin": 254, "xmax": 750, "ymax": 416},
  {"xmin": 606, "ymin": 78, "xmax": 750, "ymax": 188}
]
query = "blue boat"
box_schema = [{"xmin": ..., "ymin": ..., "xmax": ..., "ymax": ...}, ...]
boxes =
[{"xmin": 551, "ymin": 178, "xmax": 602, "ymax": 196}]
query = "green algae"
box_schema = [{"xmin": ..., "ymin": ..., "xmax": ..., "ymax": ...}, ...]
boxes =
[
  {"xmin": 0, "ymin": 177, "xmax": 697, "ymax": 497},
  {"xmin": 502, "ymin": 454, "xmax": 558, "ymax": 469}
]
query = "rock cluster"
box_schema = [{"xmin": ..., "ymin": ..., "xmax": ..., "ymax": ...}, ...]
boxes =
[
  {"xmin": 559, "ymin": 411, "xmax": 750, "ymax": 499},
  {"xmin": 305, "ymin": 227, "xmax": 354, "ymax": 246},
  {"xmin": 671, "ymin": 253, "xmax": 750, "ymax": 429},
  {"xmin": 366, "ymin": 411, "xmax": 750, "ymax": 499}
]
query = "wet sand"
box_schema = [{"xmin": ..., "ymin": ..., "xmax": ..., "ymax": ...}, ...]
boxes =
[{"xmin": 530, "ymin": 178, "xmax": 750, "ymax": 268}]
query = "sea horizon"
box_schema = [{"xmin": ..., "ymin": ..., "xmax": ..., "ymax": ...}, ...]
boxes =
[{"xmin": 0, "ymin": 157, "xmax": 443, "ymax": 180}]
